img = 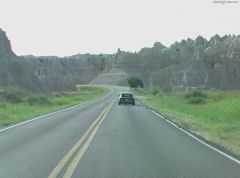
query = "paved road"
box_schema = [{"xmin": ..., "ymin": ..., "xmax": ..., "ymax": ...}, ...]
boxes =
[{"xmin": 0, "ymin": 86, "xmax": 240, "ymax": 178}]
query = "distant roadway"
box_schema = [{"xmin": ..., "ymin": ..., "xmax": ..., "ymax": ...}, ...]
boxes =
[{"xmin": 0, "ymin": 86, "xmax": 240, "ymax": 178}]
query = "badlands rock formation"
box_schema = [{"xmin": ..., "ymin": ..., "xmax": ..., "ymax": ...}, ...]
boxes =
[
  {"xmin": 92, "ymin": 35, "xmax": 240, "ymax": 92},
  {"xmin": 0, "ymin": 27, "xmax": 240, "ymax": 93}
]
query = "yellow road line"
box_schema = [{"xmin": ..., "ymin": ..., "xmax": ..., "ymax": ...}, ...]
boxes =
[
  {"xmin": 63, "ymin": 101, "xmax": 114, "ymax": 178},
  {"xmin": 48, "ymin": 101, "xmax": 113, "ymax": 178}
]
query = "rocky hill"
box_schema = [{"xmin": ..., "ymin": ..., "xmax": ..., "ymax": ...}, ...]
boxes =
[
  {"xmin": 21, "ymin": 54, "xmax": 107, "ymax": 92},
  {"xmin": 0, "ymin": 27, "xmax": 240, "ymax": 93},
  {"xmin": 0, "ymin": 29, "xmax": 49, "ymax": 93},
  {"xmin": 92, "ymin": 35, "xmax": 240, "ymax": 92},
  {"xmin": 0, "ymin": 28, "xmax": 107, "ymax": 93}
]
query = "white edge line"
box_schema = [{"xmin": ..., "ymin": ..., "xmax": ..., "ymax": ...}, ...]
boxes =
[
  {"xmin": 0, "ymin": 88, "xmax": 113, "ymax": 133},
  {"xmin": 148, "ymin": 108, "xmax": 240, "ymax": 165}
]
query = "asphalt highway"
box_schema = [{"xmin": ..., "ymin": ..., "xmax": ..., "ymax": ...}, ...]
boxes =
[{"xmin": 0, "ymin": 86, "xmax": 240, "ymax": 178}]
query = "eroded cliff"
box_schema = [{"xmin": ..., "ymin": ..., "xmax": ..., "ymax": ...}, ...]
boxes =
[{"xmin": 1, "ymin": 27, "xmax": 240, "ymax": 93}]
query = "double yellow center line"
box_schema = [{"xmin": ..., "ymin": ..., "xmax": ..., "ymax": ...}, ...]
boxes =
[{"xmin": 48, "ymin": 100, "xmax": 115, "ymax": 178}]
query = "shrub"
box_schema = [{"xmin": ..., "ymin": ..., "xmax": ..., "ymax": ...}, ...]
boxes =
[
  {"xmin": 185, "ymin": 90, "xmax": 208, "ymax": 104},
  {"xmin": 185, "ymin": 90, "xmax": 208, "ymax": 99},
  {"xmin": 53, "ymin": 92, "xmax": 68, "ymax": 97},
  {"xmin": 0, "ymin": 102, "xmax": 7, "ymax": 108},
  {"xmin": 1, "ymin": 88, "xmax": 22, "ymax": 103},
  {"xmin": 151, "ymin": 86, "xmax": 160, "ymax": 95},
  {"xmin": 54, "ymin": 99, "xmax": 69, "ymax": 106},
  {"xmin": 27, "ymin": 95, "xmax": 51, "ymax": 105}
]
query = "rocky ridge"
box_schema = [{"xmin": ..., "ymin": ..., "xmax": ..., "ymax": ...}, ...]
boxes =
[
  {"xmin": 0, "ymin": 29, "xmax": 49, "ymax": 93},
  {"xmin": 0, "ymin": 28, "xmax": 240, "ymax": 93},
  {"xmin": 92, "ymin": 35, "xmax": 240, "ymax": 92}
]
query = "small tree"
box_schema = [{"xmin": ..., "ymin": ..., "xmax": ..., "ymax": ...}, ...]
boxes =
[{"xmin": 127, "ymin": 76, "xmax": 144, "ymax": 88}]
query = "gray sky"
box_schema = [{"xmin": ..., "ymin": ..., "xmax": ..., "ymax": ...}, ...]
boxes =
[{"xmin": 0, "ymin": 0, "xmax": 239, "ymax": 56}]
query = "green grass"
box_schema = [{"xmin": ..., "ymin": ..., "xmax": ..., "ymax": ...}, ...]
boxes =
[
  {"xmin": 134, "ymin": 90, "xmax": 240, "ymax": 156},
  {"xmin": 0, "ymin": 86, "xmax": 109, "ymax": 127}
]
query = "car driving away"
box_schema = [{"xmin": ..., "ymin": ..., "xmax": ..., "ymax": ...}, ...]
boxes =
[{"xmin": 118, "ymin": 92, "xmax": 135, "ymax": 105}]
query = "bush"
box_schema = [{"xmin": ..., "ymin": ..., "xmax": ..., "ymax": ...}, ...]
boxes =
[
  {"xmin": 27, "ymin": 95, "xmax": 51, "ymax": 105},
  {"xmin": 0, "ymin": 102, "xmax": 7, "ymax": 108},
  {"xmin": 53, "ymin": 92, "xmax": 69, "ymax": 97},
  {"xmin": 185, "ymin": 90, "xmax": 208, "ymax": 104},
  {"xmin": 54, "ymin": 99, "xmax": 69, "ymax": 106},
  {"xmin": 186, "ymin": 90, "xmax": 208, "ymax": 99},
  {"xmin": 1, "ymin": 88, "xmax": 22, "ymax": 103},
  {"xmin": 151, "ymin": 86, "xmax": 160, "ymax": 95}
]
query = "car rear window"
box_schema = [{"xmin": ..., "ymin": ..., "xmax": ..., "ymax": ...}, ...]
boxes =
[{"xmin": 122, "ymin": 93, "xmax": 133, "ymax": 97}]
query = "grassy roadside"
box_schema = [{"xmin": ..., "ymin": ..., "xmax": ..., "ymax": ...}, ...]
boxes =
[
  {"xmin": 132, "ymin": 88, "xmax": 240, "ymax": 156},
  {"xmin": 0, "ymin": 86, "xmax": 109, "ymax": 128}
]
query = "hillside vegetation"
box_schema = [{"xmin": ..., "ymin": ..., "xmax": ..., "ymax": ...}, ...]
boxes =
[
  {"xmin": 0, "ymin": 86, "xmax": 109, "ymax": 127},
  {"xmin": 133, "ymin": 89, "xmax": 240, "ymax": 156}
]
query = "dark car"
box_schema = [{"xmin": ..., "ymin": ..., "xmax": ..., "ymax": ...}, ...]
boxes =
[{"xmin": 118, "ymin": 92, "xmax": 135, "ymax": 105}]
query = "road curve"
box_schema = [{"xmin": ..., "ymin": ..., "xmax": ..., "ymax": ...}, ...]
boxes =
[{"xmin": 0, "ymin": 86, "xmax": 240, "ymax": 178}]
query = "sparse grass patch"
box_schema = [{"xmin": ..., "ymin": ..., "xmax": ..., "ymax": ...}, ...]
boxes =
[{"xmin": 0, "ymin": 86, "xmax": 109, "ymax": 127}]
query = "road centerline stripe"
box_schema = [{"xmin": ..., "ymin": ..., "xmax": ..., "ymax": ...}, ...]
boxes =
[
  {"xmin": 48, "ymin": 101, "xmax": 113, "ymax": 178},
  {"xmin": 62, "ymin": 101, "xmax": 114, "ymax": 178}
]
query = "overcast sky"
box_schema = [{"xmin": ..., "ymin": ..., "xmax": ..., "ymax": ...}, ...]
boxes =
[{"xmin": 0, "ymin": 0, "xmax": 239, "ymax": 56}]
